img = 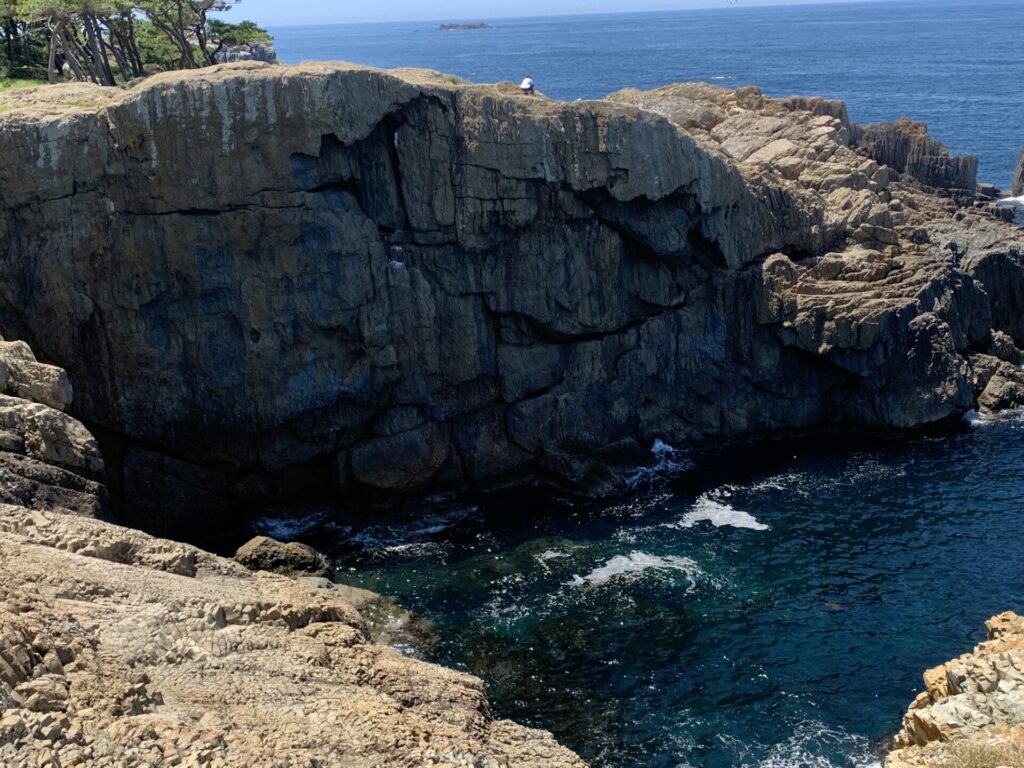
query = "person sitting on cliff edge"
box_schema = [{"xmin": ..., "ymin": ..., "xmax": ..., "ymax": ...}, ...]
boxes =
[{"xmin": 519, "ymin": 75, "xmax": 535, "ymax": 95}]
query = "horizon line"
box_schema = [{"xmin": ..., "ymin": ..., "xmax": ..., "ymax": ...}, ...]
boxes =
[{"xmin": 254, "ymin": 0, "xmax": 930, "ymax": 29}]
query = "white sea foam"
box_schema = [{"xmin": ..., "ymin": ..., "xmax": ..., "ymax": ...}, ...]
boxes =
[
  {"xmin": 677, "ymin": 494, "xmax": 770, "ymax": 531},
  {"xmin": 754, "ymin": 721, "xmax": 881, "ymax": 768},
  {"xmin": 568, "ymin": 551, "xmax": 703, "ymax": 587},
  {"xmin": 717, "ymin": 720, "xmax": 881, "ymax": 768},
  {"xmin": 964, "ymin": 408, "xmax": 1024, "ymax": 428}
]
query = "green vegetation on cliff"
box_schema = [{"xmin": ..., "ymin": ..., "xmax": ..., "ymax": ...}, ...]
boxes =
[{"xmin": 0, "ymin": 0, "xmax": 271, "ymax": 86}]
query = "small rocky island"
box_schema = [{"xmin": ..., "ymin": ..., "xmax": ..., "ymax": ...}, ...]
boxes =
[{"xmin": 438, "ymin": 22, "xmax": 493, "ymax": 31}]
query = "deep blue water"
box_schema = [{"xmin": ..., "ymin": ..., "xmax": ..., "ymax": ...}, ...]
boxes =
[
  {"xmin": 259, "ymin": 416, "xmax": 1024, "ymax": 768},
  {"xmin": 270, "ymin": 0, "xmax": 1024, "ymax": 188},
  {"xmin": 262, "ymin": 4, "xmax": 1024, "ymax": 766}
]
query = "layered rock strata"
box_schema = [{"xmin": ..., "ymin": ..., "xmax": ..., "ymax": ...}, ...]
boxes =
[
  {"xmin": 1, "ymin": 63, "xmax": 1023, "ymax": 528},
  {"xmin": 0, "ymin": 337, "xmax": 105, "ymax": 519},
  {"xmin": 886, "ymin": 612, "xmax": 1024, "ymax": 768}
]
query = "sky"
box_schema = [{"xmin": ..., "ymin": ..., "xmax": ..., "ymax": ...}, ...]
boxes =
[{"xmin": 224, "ymin": 0, "xmax": 882, "ymax": 27}]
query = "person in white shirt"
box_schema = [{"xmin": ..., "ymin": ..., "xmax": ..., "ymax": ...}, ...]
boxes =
[{"xmin": 519, "ymin": 76, "xmax": 535, "ymax": 95}]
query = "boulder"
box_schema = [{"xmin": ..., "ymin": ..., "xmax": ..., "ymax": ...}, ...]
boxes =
[{"xmin": 234, "ymin": 535, "xmax": 330, "ymax": 578}]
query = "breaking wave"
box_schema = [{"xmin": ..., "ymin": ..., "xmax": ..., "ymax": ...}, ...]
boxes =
[
  {"xmin": 676, "ymin": 494, "xmax": 770, "ymax": 531},
  {"xmin": 568, "ymin": 550, "xmax": 705, "ymax": 587}
]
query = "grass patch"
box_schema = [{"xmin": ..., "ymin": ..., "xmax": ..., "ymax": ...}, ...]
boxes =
[
  {"xmin": 945, "ymin": 742, "xmax": 1024, "ymax": 768},
  {"xmin": 0, "ymin": 77, "xmax": 46, "ymax": 91}
]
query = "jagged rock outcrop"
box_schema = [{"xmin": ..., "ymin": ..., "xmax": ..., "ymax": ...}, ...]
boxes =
[
  {"xmin": 886, "ymin": 612, "xmax": 1024, "ymax": 768},
  {"xmin": 1, "ymin": 63, "xmax": 1022, "ymax": 530},
  {"xmin": 0, "ymin": 338, "xmax": 105, "ymax": 518},
  {"xmin": 216, "ymin": 41, "xmax": 277, "ymax": 65},
  {"xmin": 851, "ymin": 118, "xmax": 978, "ymax": 198}
]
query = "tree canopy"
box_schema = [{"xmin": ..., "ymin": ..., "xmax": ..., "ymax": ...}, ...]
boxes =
[{"xmin": 1, "ymin": 0, "xmax": 272, "ymax": 86}]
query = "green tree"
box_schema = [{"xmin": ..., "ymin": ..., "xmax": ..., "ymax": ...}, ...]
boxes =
[{"xmin": 2, "ymin": 0, "xmax": 264, "ymax": 86}]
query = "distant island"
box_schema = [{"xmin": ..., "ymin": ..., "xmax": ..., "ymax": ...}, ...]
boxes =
[{"xmin": 438, "ymin": 23, "xmax": 493, "ymax": 31}]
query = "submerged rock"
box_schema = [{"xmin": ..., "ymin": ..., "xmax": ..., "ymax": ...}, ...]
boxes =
[{"xmin": 1, "ymin": 63, "xmax": 1022, "ymax": 529}]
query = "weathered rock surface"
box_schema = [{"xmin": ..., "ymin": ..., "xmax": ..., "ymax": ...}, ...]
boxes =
[
  {"xmin": 0, "ymin": 338, "xmax": 105, "ymax": 518},
  {"xmin": 886, "ymin": 612, "xmax": 1024, "ymax": 768},
  {"xmin": 235, "ymin": 534, "xmax": 330, "ymax": 577},
  {"xmin": 1, "ymin": 63, "xmax": 1023, "ymax": 529},
  {"xmin": 851, "ymin": 117, "xmax": 978, "ymax": 199},
  {"xmin": 0, "ymin": 507, "xmax": 585, "ymax": 767}
]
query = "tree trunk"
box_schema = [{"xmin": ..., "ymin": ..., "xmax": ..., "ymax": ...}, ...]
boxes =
[
  {"xmin": 46, "ymin": 23, "xmax": 58, "ymax": 84},
  {"xmin": 57, "ymin": 28, "xmax": 90, "ymax": 83},
  {"xmin": 126, "ymin": 18, "xmax": 145, "ymax": 75},
  {"xmin": 105, "ymin": 24, "xmax": 132, "ymax": 83},
  {"xmin": 87, "ymin": 15, "xmax": 117, "ymax": 86},
  {"xmin": 116, "ymin": 19, "xmax": 145, "ymax": 77},
  {"xmin": 3, "ymin": 19, "xmax": 15, "ymax": 66}
]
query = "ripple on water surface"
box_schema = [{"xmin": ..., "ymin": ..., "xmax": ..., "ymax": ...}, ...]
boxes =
[{"xmin": 258, "ymin": 419, "xmax": 1024, "ymax": 767}]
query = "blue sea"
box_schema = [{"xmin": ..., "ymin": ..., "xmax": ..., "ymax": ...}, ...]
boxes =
[
  {"xmin": 262, "ymin": 3, "xmax": 1024, "ymax": 767},
  {"xmin": 271, "ymin": 0, "xmax": 1024, "ymax": 188},
  {"xmin": 264, "ymin": 418, "xmax": 1024, "ymax": 768}
]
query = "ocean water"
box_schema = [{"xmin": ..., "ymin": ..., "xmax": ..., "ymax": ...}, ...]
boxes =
[
  {"xmin": 270, "ymin": 0, "xmax": 1024, "ymax": 188},
  {"xmin": 266, "ymin": 416, "xmax": 1024, "ymax": 768}
]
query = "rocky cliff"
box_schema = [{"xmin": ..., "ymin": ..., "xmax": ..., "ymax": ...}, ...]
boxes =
[
  {"xmin": 0, "ymin": 342, "xmax": 584, "ymax": 767},
  {"xmin": 886, "ymin": 612, "xmax": 1024, "ymax": 768},
  {"xmin": 1, "ymin": 62, "xmax": 1023, "ymax": 531}
]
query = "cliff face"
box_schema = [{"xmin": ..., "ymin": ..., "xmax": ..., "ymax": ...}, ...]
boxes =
[
  {"xmin": 1, "ymin": 62, "xmax": 1023, "ymax": 528},
  {"xmin": 851, "ymin": 118, "xmax": 978, "ymax": 198}
]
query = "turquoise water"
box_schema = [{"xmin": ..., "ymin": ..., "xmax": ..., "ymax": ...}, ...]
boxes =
[
  {"xmin": 259, "ymin": 416, "xmax": 1024, "ymax": 767},
  {"xmin": 271, "ymin": 0, "xmax": 1024, "ymax": 188}
]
